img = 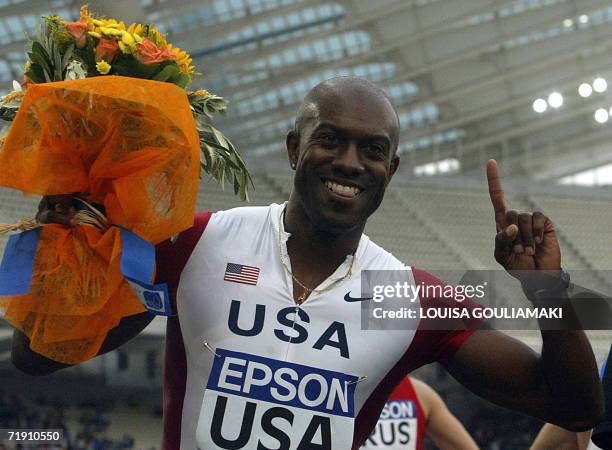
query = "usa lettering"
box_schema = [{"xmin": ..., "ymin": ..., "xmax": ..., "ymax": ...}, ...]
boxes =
[
  {"xmin": 197, "ymin": 349, "xmax": 357, "ymax": 450},
  {"xmin": 228, "ymin": 300, "xmax": 350, "ymax": 358},
  {"xmin": 211, "ymin": 396, "xmax": 333, "ymax": 449}
]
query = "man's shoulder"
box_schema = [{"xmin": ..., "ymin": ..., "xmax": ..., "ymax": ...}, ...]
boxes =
[
  {"xmin": 209, "ymin": 203, "xmax": 280, "ymax": 220},
  {"xmin": 359, "ymin": 234, "xmax": 411, "ymax": 272},
  {"xmin": 203, "ymin": 203, "xmax": 281, "ymax": 233}
]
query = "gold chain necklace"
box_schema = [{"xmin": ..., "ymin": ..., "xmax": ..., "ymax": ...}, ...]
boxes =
[{"xmin": 278, "ymin": 207, "xmax": 356, "ymax": 305}]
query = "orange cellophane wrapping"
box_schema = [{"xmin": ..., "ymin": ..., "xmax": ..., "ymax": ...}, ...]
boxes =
[{"xmin": 0, "ymin": 77, "xmax": 200, "ymax": 364}]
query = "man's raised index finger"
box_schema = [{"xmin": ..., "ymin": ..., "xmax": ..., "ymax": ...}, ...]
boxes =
[{"xmin": 486, "ymin": 159, "xmax": 507, "ymax": 229}]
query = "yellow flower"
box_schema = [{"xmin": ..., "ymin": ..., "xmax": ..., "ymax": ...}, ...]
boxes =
[
  {"xmin": 24, "ymin": 61, "xmax": 31, "ymax": 72},
  {"xmin": 127, "ymin": 23, "xmax": 144, "ymax": 36},
  {"xmin": 127, "ymin": 23, "xmax": 167, "ymax": 47},
  {"xmin": 79, "ymin": 5, "xmax": 91, "ymax": 24},
  {"xmin": 99, "ymin": 27, "xmax": 123, "ymax": 37},
  {"xmin": 92, "ymin": 18, "xmax": 125, "ymax": 31},
  {"xmin": 167, "ymin": 44, "xmax": 196, "ymax": 75},
  {"xmin": 121, "ymin": 32, "xmax": 136, "ymax": 49},
  {"xmin": 88, "ymin": 31, "xmax": 102, "ymax": 39},
  {"xmin": 192, "ymin": 89, "xmax": 209, "ymax": 96},
  {"xmin": 96, "ymin": 60, "xmax": 111, "ymax": 74}
]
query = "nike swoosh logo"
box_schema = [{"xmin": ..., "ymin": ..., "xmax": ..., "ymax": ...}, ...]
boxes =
[{"xmin": 344, "ymin": 292, "xmax": 373, "ymax": 302}]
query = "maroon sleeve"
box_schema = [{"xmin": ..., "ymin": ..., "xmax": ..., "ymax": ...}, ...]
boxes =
[
  {"xmin": 411, "ymin": 267, "xmax": 485, "ymax": 366},
  {"xmin": 156, "ymin": 211, "xmax": 212, "ymax": 450},
  {"xmin": 155, "ymin": 211, "xmax": 213, "ymax": 313}
]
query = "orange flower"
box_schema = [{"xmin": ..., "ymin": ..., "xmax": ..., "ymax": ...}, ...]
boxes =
[
  {"xmin": 135, "ymin": 38, "xmax": 178, "ymax": 65},
  {"xmin": 160, "ymin": 46, "xmax": 178, "ymax": 62},
  {"xmin": 95, "ymin": 39, "xmax": 119, "ymax": 62},
  {"xmin": 65, "ymin": 20, "xmax": 89, "ymax": 49}
]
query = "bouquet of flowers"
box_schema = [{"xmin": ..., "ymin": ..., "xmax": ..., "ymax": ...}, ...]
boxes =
[{"xmin": 0, "ymin": 6, "xmax": 251, "ymax": 364}]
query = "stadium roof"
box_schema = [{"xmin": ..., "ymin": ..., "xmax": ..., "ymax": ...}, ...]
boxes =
[{"xmin": 2, "ymin": 0, "xmax": 612, "ymax": 181}]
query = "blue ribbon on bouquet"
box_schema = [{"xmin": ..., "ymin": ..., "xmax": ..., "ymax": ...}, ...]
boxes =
[
  {"xmin": 0, "ymin": 228, "xmax": 40, "ymax": 296},
  {"xmin": 119, "ymin": 228, "xmax": 172, "ymax": 316},
  {"xmin": 0, "ymin": 226, "xmax": 172, "ymax": 316}
]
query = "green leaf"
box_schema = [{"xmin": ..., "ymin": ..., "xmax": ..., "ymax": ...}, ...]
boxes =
[
  {"xmin": 26, "ymin": 65, "xmax": 45, "ymax": 84},
  {"xmin": 197, "ymin": 121, "xmax": 252, "ymax": 203},
  {"xmin": 241, "ymin": 170, "xmax": 250, "ymax": 202},
  {"xmin": 233, "ymin": 175, "xmax": 240, "ymax": 195},
  {"xmin": 52, "ymin": 43, "xmax": 63, "ymax": 81},
  {"xmin": 31, "ymin": 41, "xmax": 51, "ymax": 65},
  {"xmin": 175, "ymin": 73, "xmax": 190, "ymax": 89},
  {"xmin": 201, "ymin": 142, "xmax": 212, "ymax": 168},
  {"xmin": 29, "ymin": 51, "xmax": 51, "ymax": 79},
  {"xmin": 211, "ymin": 127, "xmax": 229, "ymax": 148},
  {"xmin": 153, "ymin": 63, "xmax": 179, "ymax": 82},
  {"xmin": 112, "ymin": 53, "xmax": 160, "ymax": 79},
  {"xmin": 61, "ymin": 44, "xmax": 74, "ymax": 75}
]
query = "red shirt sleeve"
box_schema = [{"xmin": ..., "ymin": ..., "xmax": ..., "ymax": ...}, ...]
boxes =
[
  {"xmin": 155, "ymin": 211, "xmax": 213, "ymax": 313},
  {"xmin": 157, "ymin": 211, "xmax": 212, "ymax": 450},
  {"xmin": 410, "ymin": 267, "xmax": 485, "ymax": 366}
]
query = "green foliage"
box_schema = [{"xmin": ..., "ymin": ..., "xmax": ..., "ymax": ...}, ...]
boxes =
[
  {"xmin": 189, "ymin": 92, "xmax": 228, "ymax": 118},
  {"xmin": 190, "ymin": 92, "xmax": 252, "ymax": 202},
  {"xmin": 112, "ymin": 54, "xmax": 177, "ymax": 81},
  {"xmin": 45, "ymin": 15, "xmax": 73, "ymax": 53},
  {"xmin": 72, "ymin": 38, "xmax": 97, "ymax": 77},
  {"xmin": 26, "ymin": 18, "xmax": 74, "ymax": 83},
  {"xmin": 152, "ymin": 61, "xmax": 189, "ymax": 87}
]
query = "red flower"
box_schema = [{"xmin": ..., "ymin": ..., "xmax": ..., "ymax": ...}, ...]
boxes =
[
  {"xmin": 135, "ymin": 38, "xmax": 178, "ymax": 65},
  {"xmin": 65, "ymin": 21, "xmax": 89, "ymax": 49},
  {"xmin": 95, "ymin": 39, "xmax": 119, "ymax": 62}
]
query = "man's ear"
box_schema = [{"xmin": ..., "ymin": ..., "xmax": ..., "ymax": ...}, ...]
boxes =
[
  {"xmin": 286, "ymin": 130, "xmax": 299, "ymax": 170},
  {"xmin": 388, "ymin": 155, "xmax": 400, "ymax": 181}
]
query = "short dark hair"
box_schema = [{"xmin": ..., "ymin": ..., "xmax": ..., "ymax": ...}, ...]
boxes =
[{"xmin": 293, "ymin": 76, "xmax": 400, "ymax": 151}]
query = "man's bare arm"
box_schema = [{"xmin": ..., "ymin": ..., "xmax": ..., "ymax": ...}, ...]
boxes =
[
  {"xmin": 452, "ymin": 160, "xmax": 602, "ymax": 430},
  {"xmin": 12, "ymin": 311, "xmax": 154, "ymax": 375},
  {"xmin": 530, "ymin": 423, "xmax": 591, "ymax": 450},
  {"xmin": 411, "ymin": 378, "xmax": 479, "ymax": 450},
  {"xmin": 446, "ymin": 329, "xmax": 602, "ymax": 432}
]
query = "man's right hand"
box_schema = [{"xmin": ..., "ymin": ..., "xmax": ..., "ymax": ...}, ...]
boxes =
[
  {"xmin": 12, "ymin": 194, "xmax": 155, "ymax": 375},
  {"xmin": 35, "ymin": 195, "xmax": 82, "ymax": 227},
  {"xmin": 486, "ymin": 159, "xmax": 561, "ymax": 275}
]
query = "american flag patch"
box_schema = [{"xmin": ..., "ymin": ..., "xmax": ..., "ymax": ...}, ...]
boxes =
[{"xmin": 224, "ymin": 263, "xmax": 260, "ymax": 286}]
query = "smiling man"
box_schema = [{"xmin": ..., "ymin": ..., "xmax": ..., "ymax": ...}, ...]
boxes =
[{"xmin": 12, "ymin": 76, "xmax": 603, "ymax": 450}]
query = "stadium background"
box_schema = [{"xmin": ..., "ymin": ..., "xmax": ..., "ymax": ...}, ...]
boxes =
[{"xmin": 1, "ymin": 0, "xmax": 612, "ymax": 448}]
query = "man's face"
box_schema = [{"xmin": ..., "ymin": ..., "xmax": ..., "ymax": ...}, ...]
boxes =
[{"xmin": 288, "ymin": 90, "xmax": 399, "ymax": 233}]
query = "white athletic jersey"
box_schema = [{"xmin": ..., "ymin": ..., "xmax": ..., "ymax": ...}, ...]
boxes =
[{"xmin": 156, "ymin": 203, "xmax": 478, "ymax": 450}]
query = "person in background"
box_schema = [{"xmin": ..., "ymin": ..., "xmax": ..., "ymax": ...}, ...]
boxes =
[{"xmin": 363, "ymin": 376, "xmax": 478, "ymax": 450}]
